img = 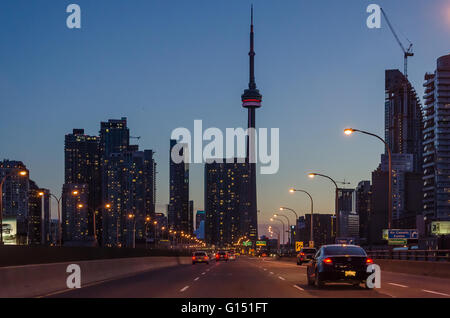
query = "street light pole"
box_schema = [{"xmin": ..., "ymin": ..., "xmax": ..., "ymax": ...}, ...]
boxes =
[
  {"xmin": 270, "ymin": 217, "xmax": 285, "ymax": 247},
  {"xmin": 274, "ymin": 213, "xmax": 291, "ymax": 248},
  {"xmin": 289, "ymin": 189, "xmax": 314, "ymax": 246},
  {"xmin": 307, "ymin": 173, "xmax": 339, "ymax": 239},
  {"xmin": 345, "ymin": 128, "xmax": 392, "ymax": 229}
]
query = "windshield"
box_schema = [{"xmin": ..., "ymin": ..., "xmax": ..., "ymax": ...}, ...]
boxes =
[
  {"xmin": 194, "ymin": 252, "xmax": 206, "ymax": 256},
  {"xmin": 323, "ymin": 246, "xmax": 366, "ymax": 256}
]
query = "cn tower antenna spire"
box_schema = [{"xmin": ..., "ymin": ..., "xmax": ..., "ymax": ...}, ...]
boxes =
[{"xmin": 249, "ymin": 4, "xmax": 256, "ymax": 90}]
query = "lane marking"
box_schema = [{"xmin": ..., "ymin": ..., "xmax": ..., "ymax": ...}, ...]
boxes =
[
  {"xmin": 263, "ymin": 268, "xmax": 267, "ymax": 271},
  {"xmin": 269, "ymin": 272, "xmax": 274, "ymax": 275},
  {"xmin": 293, "ymin": 285, "xmax": 304, "ymax": 291},
  {"xmin": 206, "ymin": 269, "xmax": 210, "ymax": 272},
  {"xmin": 422, "ymin": 289, "xmax": 450, "ymax": 297},
  {"xmin": 202, "ymin": 272, "xmax": 206, "ymax": 275},
  {"xmin": 388, "ymin": 283, "xmax": 408, "ymax": 288},
  {"xmin": 194, "ymin": 277, "xmax": 199, "ymax": 281},
  {"xmin": 180, "ymin": 285, "xmax": 190, "ymax": 292},
  {"xmin": 278, "ymin": 276, "xmax": 286, "ymax": 281}
]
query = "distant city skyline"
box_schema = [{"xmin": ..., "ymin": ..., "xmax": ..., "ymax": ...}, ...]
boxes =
[{"xmin": 1, "ymin": 0, "xmax": 449, "ymax": 238}]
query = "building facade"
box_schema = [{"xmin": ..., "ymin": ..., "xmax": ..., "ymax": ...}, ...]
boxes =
[{"xmin": 423, "ymin": 54, "xmax": 450, "ymax": 222}]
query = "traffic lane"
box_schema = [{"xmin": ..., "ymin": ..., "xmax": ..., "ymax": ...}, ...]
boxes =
[
  {"xmin": 253, "ymin": 257, "xmax": 450, "ymax": 298},
  {"xmin": 179, "ymin": 257, "xmax": 313, "ymax": 298},
  {"xmin": 245, "ymin": 257, "xmax": 385, "ymax": 298},
  {"xmin": 45, "ymin": 261, "xmax": 217, "ymax": 298}
]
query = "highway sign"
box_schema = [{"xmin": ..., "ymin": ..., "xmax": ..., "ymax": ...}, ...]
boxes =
[
  {"xmin": 309, "ymin": 241, "xmax": 314, "ymax": 248},
  {"xmin": 256, "ymin": 241, "xmax": 266, "ymax": 246},
  {"xmin": 295, "ymin": 241, "xmax": 303, "ymax": 252},
  {"xmin": 242, "ymin": 241, "xmax": 252, "ymax": 247},
  {"xmin": 386, "ymin": 229, "xmax": 418, "ymax": 240},
  {"xmin": 388, "ymin": 238, "xmax": 407, "ymax": 245}
]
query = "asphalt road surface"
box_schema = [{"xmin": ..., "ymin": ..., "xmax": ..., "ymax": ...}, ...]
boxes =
[{"xmin": 44, "ymin": 256, "xmax": 450, "ymax": 298}]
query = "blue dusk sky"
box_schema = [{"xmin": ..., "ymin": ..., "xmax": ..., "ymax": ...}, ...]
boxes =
[{"xmin": 0, "ymin": 0, "xmax": 449, "ymax": 237}]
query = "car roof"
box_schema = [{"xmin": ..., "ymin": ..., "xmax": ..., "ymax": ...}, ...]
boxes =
[{"xmin": 321, "ymin": 244, "xmax": 361, "ymax": 248}]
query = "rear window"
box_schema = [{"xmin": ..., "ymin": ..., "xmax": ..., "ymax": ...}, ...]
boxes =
[
  {"xmin": 194, "ymin": 252, "xmax": 206, "ymax": 256},
  {"xmin": 323, "ymin": 246, "xmax": 366, "ymax": 256},
  {"xmin": 302, "ymin": 249, "xmax": 316, "ymax": 253}
]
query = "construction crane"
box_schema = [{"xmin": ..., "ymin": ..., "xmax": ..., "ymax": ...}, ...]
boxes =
[{"xmin": 380, "ymin": 7, "xmax": 414, "ymax": 79}]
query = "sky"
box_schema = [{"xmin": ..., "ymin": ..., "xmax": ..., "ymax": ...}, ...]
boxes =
[{"xmin": 0, "ymin": 0, "xmax": 449, "ymax": 239}]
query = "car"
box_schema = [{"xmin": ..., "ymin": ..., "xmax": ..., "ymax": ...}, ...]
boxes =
[
  {"xmin": 192, "ymin": 251, "xmax": 210, "ymax": 264},
  {"xmin": 306, "ymin": 244, "xmax": 374, "ymax": 288},
  {"xmin": 215, "ymin": 251, "xmax": 229, "ymax": 262},
  {"xmin": 297, "ymin": 247, "xmax": 317, "ymax": 265},
  {"xmin": 228, "ymin": 252, "xmax": 237, "ymax": 260}
]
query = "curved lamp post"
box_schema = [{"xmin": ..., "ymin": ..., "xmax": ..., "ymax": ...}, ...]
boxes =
[
  {"xmin": 307, "ymin": 173, "xmax": 339, "ymax": 238},
  {"xmin": 289, "ymin": 188, "xmax": 315, "ymax": 245},
  {"xmin": 274, "ymin": 213, "xmax": 291, "ymax": 248},
  {"xmin": 344, "ymin": 128, "xmax": 392, "ymax": 229},
  {"xmin": 270, "ymin": 217, "xmax": 285, "ymax": 246}
]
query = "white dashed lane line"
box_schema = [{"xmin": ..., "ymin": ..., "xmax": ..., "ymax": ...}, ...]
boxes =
[
  {"xmin": 194, "ymin": 277, "xmax": 200, "ymax": 281},
  {"xmin": 180, "ymin": 286, "xmax": 190, "ymax": 292},
  {"xmin": 293, "ymin": 285, "xmax": 304, "ymax": 291},
  {"xmin": 388, "ymin": 283, "xmax": 408, "ymax": 288},
  {"xmin": 422, "ymin": 289, "xmax": 450, "ymax": 297},
  {"xmin": 269, "ymin": 272, "xmax": 274, "ymax": 275},
  {"xmin": 278, "ymin": 276, "xmax": 286, "ymax": 281},
  {"xmin": 201, "ymin": 272, "xmax": 206, "ymax": 275}
]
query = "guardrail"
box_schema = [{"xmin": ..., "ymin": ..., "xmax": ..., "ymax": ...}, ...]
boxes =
[{"xmin": 367, "ymin": 249, "xmax": 450, "ymax": 262}]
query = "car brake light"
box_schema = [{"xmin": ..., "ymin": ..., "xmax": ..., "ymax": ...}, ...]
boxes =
[
  {"xmin": 366, "ymin": 258, "xmax": 374, "ymax": 264},
  {"xmin": 300, "ymin": 252, "xmax": 305, "ymax": 256},
  {"xmin": 323, "ymin": 258, "xmax": 333, "ymax": 264},
  {"xmin": 192, "ymin": 256, "xmax": 196, "ymax": 260}
]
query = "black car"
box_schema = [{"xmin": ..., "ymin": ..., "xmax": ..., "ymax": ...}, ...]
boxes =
[
  {"xmin": 215, "ymin": 251, "xmax": 229, "ymax": 262},
  {"xmin": 306, "ymin": 244, "xmax": 374, "ymax": 288},
  {"xmin": 297, "ymin": 248, "xmax": 317, "ymax": 265}
]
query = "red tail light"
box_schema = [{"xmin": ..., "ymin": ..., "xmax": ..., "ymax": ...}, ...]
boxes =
[
  {"xmin": 366, "ymin": 258, "xmax": 374, "ymax": 264},
  {"xmin": 192, "ymin": 256, "xmax": 196, "ymax": 260},
  {"xmin": 216, "ymin": 255, "xmax": 219, "ymax": 259},
  {"xmin": 205, "ymin": 256, "xmax": 209, "ymax": 260},
  {"xmin": 323, "ymin": 258, "xmax": 333, "ymax": 264},
  {"xmin": 300, "ymin": 252, "xmax": 305, "ymax": 256}
]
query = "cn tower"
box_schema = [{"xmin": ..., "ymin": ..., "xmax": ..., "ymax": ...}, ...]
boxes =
[{"xmin": 241, "ymin": 5, "xmax": 261, "ymax": 242}]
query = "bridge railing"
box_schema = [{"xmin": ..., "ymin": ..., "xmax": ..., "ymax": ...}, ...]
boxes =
[{"xmin": 367, "ymin": 249, "xmax": 450, "ymax": 262}]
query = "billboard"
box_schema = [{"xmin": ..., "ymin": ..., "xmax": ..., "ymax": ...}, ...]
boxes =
[
  {"xmin": 2, "ymin": 217, "xmax": 17, "ymax": 245},
  {"xmin": 431, "ymin": 221, "xmax": 450, "ymax": 235}
]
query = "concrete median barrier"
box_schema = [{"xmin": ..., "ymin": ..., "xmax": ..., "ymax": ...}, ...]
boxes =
[{"xmin": 0, "ymin": 256, "xmax": 191, "ymax": 298}]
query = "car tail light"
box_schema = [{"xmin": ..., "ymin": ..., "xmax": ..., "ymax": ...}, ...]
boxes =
[
  {"xmin": 192, "ymin": 256, "xmax": 196, "ymax": 260},
  {"xmin": 216, "ymin": 255, "xmax": 219, "ymax": 259},
  {"xmin": 300, "ymin": 252, "xmax": 305, "ymax": 256},
  {"xmin": 366, "ymin": 258, "xmax": 374, "ymax": 264},
  {"xmin": 323, "ymin": 258, "xmax": 333, "ymax": 265},
  {"xmin": 205, "ymin": 256, "xmax": 209, "ymax": 260}
]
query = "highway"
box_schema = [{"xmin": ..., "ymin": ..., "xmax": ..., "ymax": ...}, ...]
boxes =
[{"xmin": 45, "ymin": 256, "xmax": 450, "ymax": 298}]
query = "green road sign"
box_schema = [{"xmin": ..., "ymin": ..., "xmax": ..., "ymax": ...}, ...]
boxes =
[
  {"xmin": 256, "ymin": 241, "xmax": 266, "ymax": 246},
  {"xmin": 388, "ymin": 238, "xmax": 407, "ymax": 245},
  {"xmin": 242, "ymin": 241, "xmax": 252, "ymax": 247}
]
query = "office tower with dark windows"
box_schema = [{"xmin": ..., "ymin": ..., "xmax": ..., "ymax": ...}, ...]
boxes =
[
  {"xmin": 28, "ymin": 181, "xmax": 50, "ymax": 245},
  {"xmin": 204, "ymin": 160, "xmax": 250, "ymax": 247},
  {"xmin": 297, "ymin": 214, "xmax": 334, "ymax": 247},
  {"xmin": 423, "ymin": 54, "xmax": 450, "ymax": 223},
  {"xmin": 0, "ymin": 160, "xmax": 29, "ymax": 245},
  {"xmin": 63, "ymin": 129, "xmax": 101, "ymax": 245},
  {"xmin": 195, "ymin": 210, "xmax": 205, "ymax": 231},
  {"xmin": 189, "ymin": 200, "xmax": 194, "ymax": 234},
  {"xmin": 168, "ymin": 139, "xmax": 189, "ymax": 234},
  {"xmin": 385, "ymin": 69, "xmax": 423, "ymax": 172},
  {"xmin": 355, "ymin": 181, "xmax": 371, "ymax": 245}
]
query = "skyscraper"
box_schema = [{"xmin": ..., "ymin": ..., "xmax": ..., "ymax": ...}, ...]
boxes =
[
  {"xmin": 385, "ymin": 69, "xmax": 423, "ymax": 172},
  {"xmin": 204, "ymin": 160, "xmax": 250, "ymax": 246},
  {"xmin": 355, "ymin": 181, "xmax": 371, "ymax": 245},
  {"xmin": 63, "ymin": 129, "xmax": 101, "ymax": 244},
  {"xmin": 240, "ymin": 6, "xmax": 261, "ymax": 242},
  {"xmin": 423, "ymin": 54, "xmax": 450, "ymax": 222},
  {"xmin": 168, "ymin": 139, "xmax": 190, "ymax": 233},
  {"xmin": 0, "ymin": 160, "xmax": 29, "ymax": 245}
]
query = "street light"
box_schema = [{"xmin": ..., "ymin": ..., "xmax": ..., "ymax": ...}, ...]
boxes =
[
  {"xmin": 270, "ymin": 217, "xmax": 285, "ymax": 247},
  {"xmin": 344, "ymin": 127, "xmax": 392, "ymax": 229},
  {"xmin": 273, "ymin": 213, "xmax": 291, "ymax": 248},
  {"xmin": 0, "ymin": 169, "xmax": 27, "ymax": 245},
  {"xmin": 307, "ymin": 173, "xmax": 339, "ymax": 238},
  {"xmin": 289, "ymin": 188, "xmax": 315, "ymax": 246}
]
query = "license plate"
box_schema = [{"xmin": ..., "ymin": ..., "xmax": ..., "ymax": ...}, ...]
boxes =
[{"xmin": 345, "ymin": 271, "xmax": 356, "ymax": 277}]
